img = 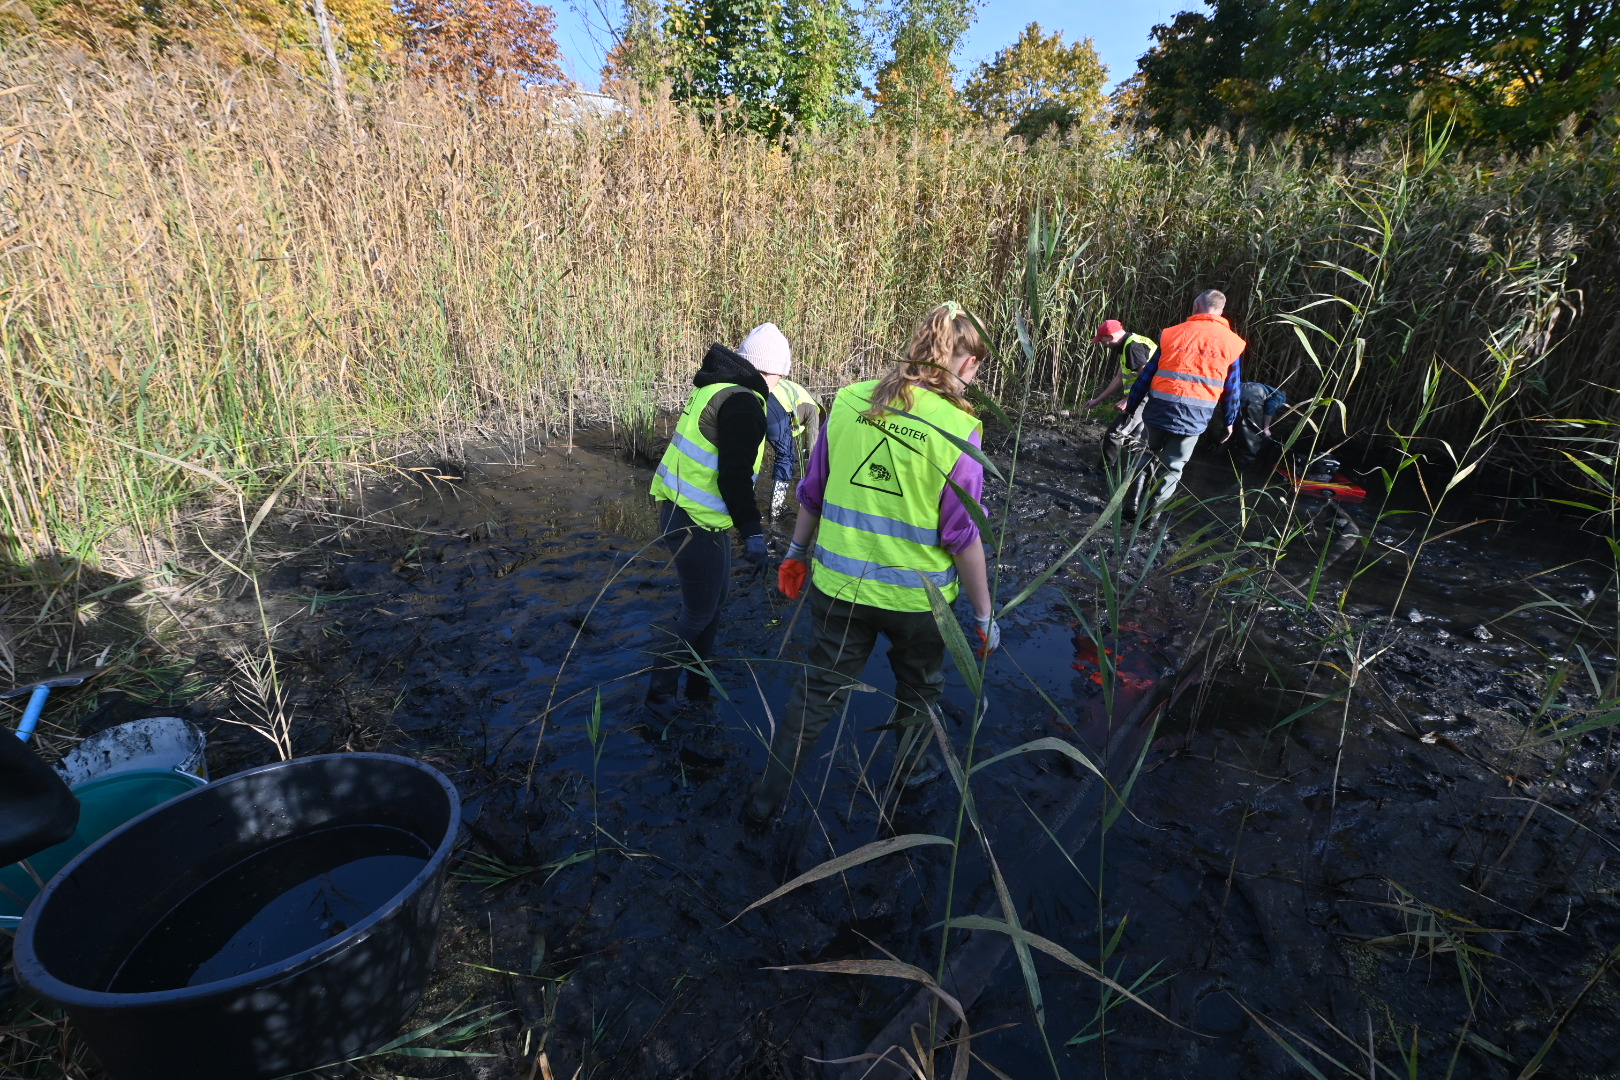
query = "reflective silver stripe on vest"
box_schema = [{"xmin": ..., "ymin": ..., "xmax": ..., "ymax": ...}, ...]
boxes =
[
  {"xmin": 670, "ymin": 430, "xmax": 720, "ymax": 470},
  {"xmin": 654, "ymin": 463, "xmax": 729, "ymax": 515},
  {"xmin": 822, "ymin": 501, "xmax": 939, "ymax": 546},
  {"xmin": 1149, "ymin": 387, "xmax": 1220, "ymax": 406},
  {"xmin": 1157, "ymin": 369, "xmax": 1226, "ymax": 388},
  {"xmin": 815, "ymin": 545, "xmax": 958, "ymax": 589}
]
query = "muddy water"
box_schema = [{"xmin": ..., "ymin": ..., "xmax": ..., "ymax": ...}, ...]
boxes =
[
  {"xmin": 108, "ymin": 826, "xmax": 429, "ymax": 993},
  {"xmin": 251, "ymin": 424, "xmax": 1620, "ymax": 1078}
]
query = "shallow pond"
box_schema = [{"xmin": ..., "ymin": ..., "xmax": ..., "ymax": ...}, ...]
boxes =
[{"xmin": 140, "ymin": 422, "xmax": 1620, "ymax": 1078}]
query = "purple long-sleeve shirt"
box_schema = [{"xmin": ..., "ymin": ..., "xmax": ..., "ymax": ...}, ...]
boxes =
[{"xmin": 796, "ymin": 425, "xmax": 985, "ymax": 554}]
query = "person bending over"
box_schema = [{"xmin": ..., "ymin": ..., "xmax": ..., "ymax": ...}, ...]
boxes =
[
  {"xmin": 1229, "ymin": 381, "xmax": 1287, "ymax": 468},
  {"xmin": 762, "ymin": 347, "xmax": 820, "ymax": 518},
  {"xmin": 1083, "ymin": 319, "xmax": 1158, "ymax": 475}
]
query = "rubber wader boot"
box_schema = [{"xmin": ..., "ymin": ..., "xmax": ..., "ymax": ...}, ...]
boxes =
[{"xmin": 646, "ymin": 659, "xmax": 681, "ymax": 708}]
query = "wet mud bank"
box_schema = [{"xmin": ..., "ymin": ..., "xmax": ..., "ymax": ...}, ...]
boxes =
[
  {"xmin": 32, "ymin": 416, "xmax": 1620, "ymax": 1078},
  {"xmin": 268, "ymin": 428, "xmax": 1197, "ymax": 1077}
]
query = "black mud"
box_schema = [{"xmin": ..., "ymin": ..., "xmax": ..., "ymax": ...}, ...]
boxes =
[{"xmin": 36, "ymin": 421, "xmax": 1620, "ymax": 1079}]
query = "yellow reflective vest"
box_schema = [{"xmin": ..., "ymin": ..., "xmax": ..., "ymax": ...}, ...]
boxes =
[
  {"xmin": 649, "ymin": 383, "xmax": 766, "ymax": 530},
  {"xmin": 770, "ymin": 378, "xmax": 818, "ymax": 441},
  {"xmin": 1119, "ymin": 332, "xmax": 1158, "ymax": 390},
  {"xmin": 812, "ymin": 381, "xmax": 981, "ymax": 611}
]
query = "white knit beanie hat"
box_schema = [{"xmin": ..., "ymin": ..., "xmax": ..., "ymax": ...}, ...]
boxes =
[{"xmin": 739, "ymin": 323, "xmax": 791, "ymax": 376}]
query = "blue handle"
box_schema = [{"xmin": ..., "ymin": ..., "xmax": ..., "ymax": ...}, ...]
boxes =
[{"xmin": 15, "ymin": 685, "xmax": 50, "ymax": 742}]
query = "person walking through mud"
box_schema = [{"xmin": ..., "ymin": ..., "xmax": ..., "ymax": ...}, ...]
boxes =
[
  {"xmin": 1082, "ymin": 319, "xmax": 1157, "ymax": 475},
  {"xmin": 766, "ymin": 371, "xmax": 820, "ymax": 518},
  {"xmin": 645, "ymin": 325, "xmax": 785, "ymax": 712},
  {"xmin": 1120, "ymin": 290, "xmax": 1245, "ymax": 524},
  {"xmin": 745, "ymin": 303, "xmax": 1001, "ymax": 826}
]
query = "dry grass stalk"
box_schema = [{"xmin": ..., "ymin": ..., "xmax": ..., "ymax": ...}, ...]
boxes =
[{"xmin": 0, "ymin": 41, "xmax": 1610, "ymax": 578}]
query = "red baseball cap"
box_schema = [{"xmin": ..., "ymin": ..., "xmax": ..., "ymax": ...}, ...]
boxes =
[{"xmin": 1092, "ymin": 319, "xmax": 1124, "ymax": 343}]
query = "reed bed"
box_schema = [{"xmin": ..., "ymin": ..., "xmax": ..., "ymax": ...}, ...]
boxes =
[
  {"xmin": 0, "ymin": 43, "xmax": 1615, "ymax": 571},
  {"xmin": 0, "ymin": 78, "xmax": 1616, "ymax": 1066}
]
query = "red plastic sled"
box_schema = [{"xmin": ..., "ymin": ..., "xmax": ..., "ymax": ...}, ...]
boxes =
[{"xmin": 1275, "ymin": 463, "xmax": 1367, "ymax": 503}]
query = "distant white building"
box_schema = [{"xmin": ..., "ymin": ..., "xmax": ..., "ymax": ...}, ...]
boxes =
[{"xmin": 551, "ymin": 90, "xmax": 628, "ymax": 125}]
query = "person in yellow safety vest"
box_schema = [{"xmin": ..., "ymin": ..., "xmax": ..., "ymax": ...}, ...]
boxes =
[
  {"xmin": 745, "ymin": 303, "xmax": 1001, "ymax": 827},
  {"xmin": 766, "ymin": 376, "xmax": 820, "ymax": 517},
  {"xmin": 1119, "ymin": 289, "xmax": 1246, "ymax": 524},
  {"xmin": 646, "ymin": 324, "xmax": 787, "ymax": 712},
  {"xmin": 1082, "ymin": 319, "xmax": 1159, "ymax": 474}
]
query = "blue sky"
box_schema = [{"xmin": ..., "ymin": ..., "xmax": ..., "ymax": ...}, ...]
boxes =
[
  {"xmin": 959, "ymin": 1, "xmax": 1182, "ymax": 91},
  {"xmin": 549, "ymin": 1, "xmax": 1189, "ymax": 93}
]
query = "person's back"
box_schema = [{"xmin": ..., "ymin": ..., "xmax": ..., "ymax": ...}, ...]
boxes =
[
  {"xmin": 1143, "ymin": 311, "xmax": 1246, "ymax": 437},
  {"xmin": 771, "ymin": 378, "xmax": 818, "ymax": 440},
  {"xmin": 812, "ymin": 380, "xmax": 980, "ymax": 607},
  {"xmin": 645, "ymin": 331, "xmax": 777, "ymax": 711},
  {"xmin": 749, "ymin": 303, "xmax": 1000, "ymax": 826},
  {"xmin": 1121, "ymin": 289, "xmax": 1246, "ymax": 523},
  {"xmin": 766, "ymin": 376, "xmax": 820, "ymax": 516}
]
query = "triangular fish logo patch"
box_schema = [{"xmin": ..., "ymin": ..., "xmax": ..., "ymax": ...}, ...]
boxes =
[{"xmin": 851, "ymin": 438, "xmax": 904, "ymax": 498}]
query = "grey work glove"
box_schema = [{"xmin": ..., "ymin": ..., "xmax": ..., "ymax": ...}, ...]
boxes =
[
  {"xmin": 770, "ymin": 479, "xmax": 792, "ymax": 517},
  {"xmin": 972, "ymin": 614, "xmax": 1001, "ymax": 657},
  {"xmin": 743, "ymin": 533, "xmax": 770, "ymax": 569}
]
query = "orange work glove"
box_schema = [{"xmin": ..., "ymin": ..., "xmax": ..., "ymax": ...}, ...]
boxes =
[
  {"xmin": 973, "ymin": 614, "xmax": 1002, "ymax": 658},
  {"xmin": 778, "ymin": 558, "xmax": 808, "ymax": 599}
]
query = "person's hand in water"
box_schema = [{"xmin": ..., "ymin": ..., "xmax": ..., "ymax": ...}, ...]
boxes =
[{"xmin": 743, "ymin": 533, "xmax": 770, "ymax": 570}]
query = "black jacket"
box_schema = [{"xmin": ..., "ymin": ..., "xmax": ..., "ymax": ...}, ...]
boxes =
[
  {"xmin": 692, "ymin": 343, "xmax": 767, "ymax": 538},
  {"xmin": 0, "ymin": 732, "xmax": 79, "ymax": 866}
]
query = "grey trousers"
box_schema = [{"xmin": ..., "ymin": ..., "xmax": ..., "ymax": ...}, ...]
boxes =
[
  {"xmin": 748, "ymin": 584, "xmax": 946, "ymax": 820},
  {"xmin": 1100, "ymin": 399, "xmax": 1148, "ymax": 472},
  {"xmin": 1126, "ymin": 426, "xmax": 1201, "ymax": 521}
]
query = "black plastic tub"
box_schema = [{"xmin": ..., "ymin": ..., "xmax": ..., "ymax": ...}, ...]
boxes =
[{"xmin": 13, "ymin": 753, "xmax": 461, "ymax": 1080}]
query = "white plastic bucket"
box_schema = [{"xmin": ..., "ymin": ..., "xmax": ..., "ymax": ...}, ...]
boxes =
[{"xmin": 53, "ymin": 717, "xmax": 208, "ymax": 787}]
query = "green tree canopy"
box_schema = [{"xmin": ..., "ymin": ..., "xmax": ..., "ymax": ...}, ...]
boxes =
[
  {"xmin": 1131, "ymin": 0, "xmax": 1620, "ymax": 151},
  {"xmin": 1127, "ymin": 0, "xmax": 1266, "ymax": 136},
  {"xmin": 869, "ymin": 0, "xmax": 975, "ymax": 132},
  {"xmin": 962, "ymin": 22, "xmax": 1108, "ymax": 138},
  {"xmin": 603, "ymin": 0, "xmax": 866, "ymax": 136}
]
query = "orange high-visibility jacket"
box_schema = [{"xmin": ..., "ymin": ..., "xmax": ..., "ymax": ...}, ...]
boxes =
[{"xmin": 1149, "ymin": 314, "xmax": 1246, "ymax": 411}]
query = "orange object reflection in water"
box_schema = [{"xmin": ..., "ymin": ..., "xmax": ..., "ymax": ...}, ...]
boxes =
[{"xmin": 1071, "ymin": 623, "xmax": 1157, "ymax": 693}]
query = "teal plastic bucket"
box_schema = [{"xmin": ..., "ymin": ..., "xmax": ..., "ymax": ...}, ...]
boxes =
[{"xmin": 0, "ymin": 769, "xmax": 207, "ymax": 931}]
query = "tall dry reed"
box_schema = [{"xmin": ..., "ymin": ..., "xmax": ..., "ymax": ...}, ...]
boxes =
[{"xmin": 0, "ymin": 44, "xmax": 1614, "ymax": 569}]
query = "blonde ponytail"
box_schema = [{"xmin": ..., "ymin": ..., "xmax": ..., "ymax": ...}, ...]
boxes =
[{"xmin": 867, "ymin": 304, "xmax": 986, "ymax": 419}]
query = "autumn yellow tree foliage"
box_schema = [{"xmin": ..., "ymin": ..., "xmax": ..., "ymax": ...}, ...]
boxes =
[
  {"xmin": 2, "ymin": 0, "xmax": 399, "ymax": 74},
  {"xmin": 962, "ymin": 21, "xmax": 1108, "ymax": 139},
  {"xmin": 0, "ymin": 0, "xmax": 566, "ymax": 93}
]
